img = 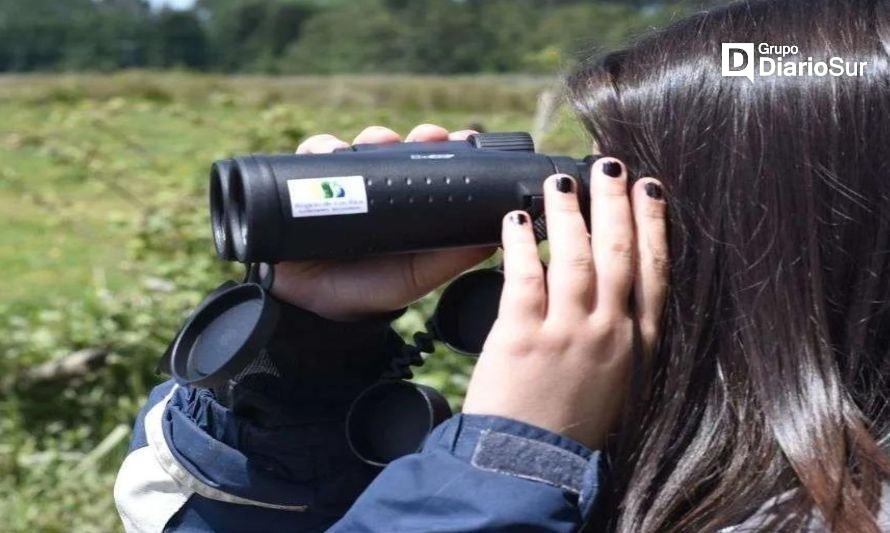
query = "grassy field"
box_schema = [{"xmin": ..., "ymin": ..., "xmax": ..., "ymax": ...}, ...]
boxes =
[
  {"xmin": 0, "ymin": 72, "xmax": 590, "ymax": 532},
  {"xmin": 0, "ymin": 72, "xmax": 586, "ymax": 306}
]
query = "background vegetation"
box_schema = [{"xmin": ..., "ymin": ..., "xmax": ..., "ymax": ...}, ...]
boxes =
[
  {"xmin": 0, "ymin": 0, "xmax": 726, "ymax": 531},
  {"xmin": 0, "ymin": 71, "xmax": 585, "ymax": 532},
  {"xmin": 0, "ymin": 0, "xmax": 723, "ymax": 74}
]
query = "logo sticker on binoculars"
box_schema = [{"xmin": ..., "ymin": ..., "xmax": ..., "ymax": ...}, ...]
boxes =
[{"xmin": 286, "ymin": 176, "xmax": 369, "ymax": 218}]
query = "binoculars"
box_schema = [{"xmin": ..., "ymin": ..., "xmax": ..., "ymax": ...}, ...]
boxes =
[
  {"xmin": 181, "ymin": 132, "xmax": 596, "ymax": 466},
  {"xmin": 210, "ymin": 132, "xmax": 593, "ymax": 263}
]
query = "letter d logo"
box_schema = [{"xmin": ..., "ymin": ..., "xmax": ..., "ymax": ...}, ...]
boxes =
[{"xmin": 722, "ymin": 43, "xmax": 755, "ymax": 82}]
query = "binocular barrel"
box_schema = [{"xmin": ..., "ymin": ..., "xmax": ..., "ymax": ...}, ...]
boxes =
[{"xmin": 211, "ymin": 132, "xmax": 592, "ymax": 263}]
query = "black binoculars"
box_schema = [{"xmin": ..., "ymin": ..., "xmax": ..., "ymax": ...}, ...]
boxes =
[
  {"xmin": 175, "ymin": 132, "xmax": 598, "ymax": 465},
  {"xmin": 210, "ymin": 132, "xmax": 593, "ymax": 263}
]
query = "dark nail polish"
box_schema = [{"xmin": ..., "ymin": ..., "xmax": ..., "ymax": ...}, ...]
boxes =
[
  {"xmin": 509, "ymin": 212, "xmax": 528, "ymax": 225},
  {"xmin": 555, "ymin": 176, "xmax": 574, "ymax": 193},
  {"xmin": 644, "ymin": 182, "xmax": 664, "ymax": 199},
  {"xmin": 602, "ymin": 160, "xmax": 623, "ymax": 178}
]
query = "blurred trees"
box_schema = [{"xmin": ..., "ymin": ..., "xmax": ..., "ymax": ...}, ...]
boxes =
[{"xmin": 0, "ymin": 0, "xmax": 718, "ymax": 73}]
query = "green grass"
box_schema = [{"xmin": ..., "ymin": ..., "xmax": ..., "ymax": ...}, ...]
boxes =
[
  {"xmin": 0, "ymin": 72, "xmax": 588, "ymax": 309},
  {"xmin": 0, "ymin": 72, "xmax": 591, "ymax": 532}
]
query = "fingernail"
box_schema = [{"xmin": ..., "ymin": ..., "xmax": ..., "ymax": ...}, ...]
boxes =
[
  {"xmin": 555, "ymin": 176, "xmax": 574, "ymax": 193},
  {"xmin": 508, "ymin": 212, "xmax": 528, "ymax": 225},
  {"xmin": 644, "ymin": 182, "xmax": 664, "ymax": 199},
  {"xmin": 602, "ymin": 160, "xmax": 623, "ymax": 178}
]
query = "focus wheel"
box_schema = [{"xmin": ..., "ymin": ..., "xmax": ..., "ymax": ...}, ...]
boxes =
[{"xmin": 469, "ymin": 132, "xmax": 536, "ymax": 152}]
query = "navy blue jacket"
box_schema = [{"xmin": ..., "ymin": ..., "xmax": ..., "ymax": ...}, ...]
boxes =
[{"xmin": 114, "ymin": 300, "xmax": 602, "ymax": 532}]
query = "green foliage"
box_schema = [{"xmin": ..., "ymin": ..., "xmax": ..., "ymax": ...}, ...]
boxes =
[
  {"xmin": 0, "ymin": 0, "xmax": 712, "ymax": 74},
  {"xmin": 151, "ymin": 10, "xmax": 208, "ymax": 68},
  {"xmin": 0, "ymin": 72, "xmax": 590, "ymax": 531},
  {"xmin": 276, "ymin": 0, "xmax": 691, "ymax": 74}
]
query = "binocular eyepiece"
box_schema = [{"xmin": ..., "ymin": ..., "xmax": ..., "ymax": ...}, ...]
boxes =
[{"xmin": 210, "ymin": 132, "xmax": 592, "ymax": 263}]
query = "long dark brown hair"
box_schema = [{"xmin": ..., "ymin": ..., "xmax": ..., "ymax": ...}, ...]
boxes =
[{"xmin": 568, "ymin": 1, "xmax": 890, "ymax": 531}]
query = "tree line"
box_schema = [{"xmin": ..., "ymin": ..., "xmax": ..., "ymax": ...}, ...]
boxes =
[{"xmin": 0, "ymin": 0, "xmax": 722, "ymax": 74}]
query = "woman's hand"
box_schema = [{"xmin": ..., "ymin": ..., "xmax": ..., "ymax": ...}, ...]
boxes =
[
  {"xmin": 463, "ymin": 158, "xmax": 669, "ymax": 450},
  {"xmin": 271, "ymin": 124, "xmax": 495, "ymax": 322}
]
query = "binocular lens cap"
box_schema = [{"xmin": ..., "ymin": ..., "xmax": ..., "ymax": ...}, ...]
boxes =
[
  {"xmin": 170, "ymin": 282, "xmax": 280, "ymax": 388},
  {"xmin": 431, "ymin": 268, "xmax": 504, "ymax": 356},
  {"xmin": 346, "ymin": 381, "xmax": 452, "ymax": 467}
]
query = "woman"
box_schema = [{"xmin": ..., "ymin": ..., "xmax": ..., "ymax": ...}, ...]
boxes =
[{"xmin": 115, "ymin": 0, "xmax": 890, "ymax": 531}]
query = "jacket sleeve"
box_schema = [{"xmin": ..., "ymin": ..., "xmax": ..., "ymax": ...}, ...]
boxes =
[
  {"xmin": 114, "ymin": 298, "xmax": 406, "ymax": 533},
  {"xmin": 115, "ymin": 293, "xmax": 604, "ymax": 533},
  {"xmin": 330, "ymin": 413, "xmax": 603, "ymax": 533}
]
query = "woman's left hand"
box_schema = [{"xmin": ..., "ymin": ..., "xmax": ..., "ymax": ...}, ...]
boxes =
[{"xmin": 463, "ymin": 157, "xmax": 669, "ymax": 450}]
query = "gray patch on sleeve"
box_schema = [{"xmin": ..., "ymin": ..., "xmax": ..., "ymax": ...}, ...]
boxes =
[{"xmin": 470, "ymin": 430, "xmax": 589, "ymax": 494}]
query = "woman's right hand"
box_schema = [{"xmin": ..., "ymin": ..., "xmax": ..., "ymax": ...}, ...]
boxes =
[
  {"xmin": 463, "ymin": 158, "xmax": 669, "ymax": 450},
  {"xmin": 269, "ymin": 124, "xmax": 496, "ymax": 322}
]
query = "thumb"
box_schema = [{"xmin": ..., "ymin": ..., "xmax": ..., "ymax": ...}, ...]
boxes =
[{"xmin": 402, "ymin": 246, "xmax": 496, "ymax": 295}]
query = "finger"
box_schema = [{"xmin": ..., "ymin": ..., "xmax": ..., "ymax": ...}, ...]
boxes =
[
  {"xmin": 631, "ymin": 178, "xmax": 669, "ymax": 350},
  {"xmin": 543, "ymin": 174, "xmax": 594, "ymax": 319},
  {"xmin": 405, "ymin": 123, "xmax": 450, "ymax": 142},
  {"xmin": 296, "ymin": 134, "xmax": 349, "ymax": 154},
  {"xmin": 590, "ymin": 157, "xmax": 634, "ymax": 314},
  {"xmin": 353, "ymin": 126, "xmax": 402, "ymax": 145},
  {"xmin": 399, "ymin": 246, "xmax": 496, "ymax": 296},
  {"xmin": 498, "ymin": 211, "xmax": 546, "ymax": 322},
  {"xmin": 448, "ymin": 129, "xmax": 479, "ymax": 141}
]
